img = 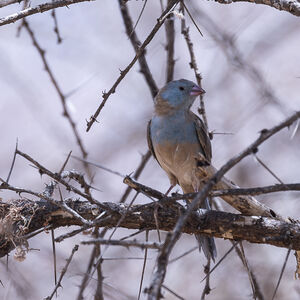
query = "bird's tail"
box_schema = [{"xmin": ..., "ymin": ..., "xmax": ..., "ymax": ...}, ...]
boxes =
[{"xmin": 195, "ymin": 198, "xmax": 217, "ymax": 262}]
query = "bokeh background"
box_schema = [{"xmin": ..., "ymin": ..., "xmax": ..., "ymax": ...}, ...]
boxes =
[{"xmin": 0, "ymin": 0, "xmax": 300, "ymax": 299}]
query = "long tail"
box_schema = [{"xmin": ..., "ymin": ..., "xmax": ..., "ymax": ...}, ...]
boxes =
[{"xmin": 195, "ymin": 198, "xmax": 217, "ymax": 262}]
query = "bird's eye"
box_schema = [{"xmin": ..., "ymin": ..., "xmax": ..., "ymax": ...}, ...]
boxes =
[{"xmin": 179, "ymin": 86, "xmax": 185, "ymax": 91}]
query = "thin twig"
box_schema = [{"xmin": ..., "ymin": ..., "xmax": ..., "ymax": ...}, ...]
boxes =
[
  {"xmin": 130, "ymin": 0, "xmax": 148, "ymax": 37},
  {"xmin": 165, "ymin": 0, "xmax": 175, "ymax": 82},
  {"xmin": 94, "ymin": 228, "xmax": 104, "ymax": 300},
  {"xmin": 138, "ymin": 231, "xmax": 149, "ymax": 300},
  {"xmin": 201, "ymin": 242, "xmax": 238, "ymax": 282},
  {"xmin": 169, "ymin": 246, "xmax": 198, "ymax": 263},
  {"xmin": 201, "ymin": 259, "xmax": 211, "ymax": 300},
  {"xmin": 82, "ymin": 238, "xmax": 162, "ymax": 249},
  {"xmin": 16, "ymin": 149, "xmax": 105, "ymax": 208},
  {"xmin": 180, "ymin": 2, "xmax": 207, "ymax": 127},
  {"xmin": 118, "ymin": 0, "xmax": 158, "ymax": 98},
  {"xmin": 71, "ymin": 155, "xmax": 125, "ymax": 178},
  {"xmin": 120, "ymin": 229, "xmax": 145, "ymax": 241},
  {"xmin": 23, "ymin": 20, "xmax": 91, "ymax": 178},
  {"xmin": 86, "ymin": 0, "xmax": 178, "ymax": 132},
  {"xmin": 77, "ymin": 243, "xmax": 98, "ymax": 300},
  {"xmin": 45, "ymin": 244, "xmax": 79, "ymax": 300},
  {"xmin": 51, "ymin": 8, "xmax": 62, "ymax": 44},
  {"xmin": 271, "ymin": 249, "xmax": 291, "ymax": 300},
  {"xmin": 238, "ymin": 242, "xmax": 257, "ymax": 299},
  {"xmin": 6, "ymin": 139, "xmax": 18, "ymax": 183},
  {"xmin": 51, "ymin": 228, "xmax": 58, "ymax": 294},
  {"xmin": 0, "ymin": 0, "xmax": 94, "ymax": 26},
  {"xmin": 254, "ymin": 154, "xmax": 284, "ymax": 184},
  {"xmin": 162, "ymin": 284, "xmax": 185, "ymax": 300}
]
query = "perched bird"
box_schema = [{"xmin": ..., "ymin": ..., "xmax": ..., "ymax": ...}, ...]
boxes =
[{"xmin": 147, "ymin": 79, "xmax": 217, "ymax": 261}]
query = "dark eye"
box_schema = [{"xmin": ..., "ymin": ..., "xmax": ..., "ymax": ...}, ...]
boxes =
[{"xmin": 179, "ymin": 86, "xmax": 185, "ymax": 91}]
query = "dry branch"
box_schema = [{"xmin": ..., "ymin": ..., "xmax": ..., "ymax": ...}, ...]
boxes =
[
  {"xmin": 0, "ymin": 0, "xmax": 94, "ymax": 26},
  {"xmin": 82, "ymin": 238, "xmax": 162, "ymax": 250},
  {"xmin": 86, "ymin": 0, "xmax": 178, "ymax": 132},
  {"xmin": 214, "ymin": 0, "xmax": 300, "ymax": 17},
  {"xmin": 118, "ymin": 0, "xmax": 158, "ymax": 98},
  {"xmin": 1, "ymin": 198, "xmax": 300, "ymax": 258}
]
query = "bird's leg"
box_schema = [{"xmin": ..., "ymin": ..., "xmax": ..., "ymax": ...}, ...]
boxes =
[{"xmin": 164, "ymin": 184, "xmax": 175, "ymax": 196}]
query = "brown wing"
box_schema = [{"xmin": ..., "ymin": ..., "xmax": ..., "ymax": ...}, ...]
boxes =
[
  {"xmin": 189, "ymin": 112, "xmax": 212, "ymax": 163},
  {"xmin": 147, "ymin": 119, "xmax": 158, "ymax": 161}
]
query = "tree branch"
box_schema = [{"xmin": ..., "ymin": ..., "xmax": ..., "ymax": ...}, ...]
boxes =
[
  {"xmin": 214, "ymin": 0, "xmax": 300, "ymax": 17},
  {"xmin": 86, "ymin": 0, "xmax": 178, "ymax": 132},
  {"xmin": 1, "ymin": 198, "xmax": 300, "ymax": 258},
  {"xmin": 0, "ymin": 0, "xmax": 94, "ymax": 27}
]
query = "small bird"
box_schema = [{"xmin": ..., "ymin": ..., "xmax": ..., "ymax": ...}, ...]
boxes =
[{"xmin": 147, "ymin": 78, "xmax": 217, "ymax": 261}]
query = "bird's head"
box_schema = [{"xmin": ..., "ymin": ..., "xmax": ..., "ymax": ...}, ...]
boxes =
[{"xmin": 154, "ymin": 79, "xmax": 205, "ymax": 115}]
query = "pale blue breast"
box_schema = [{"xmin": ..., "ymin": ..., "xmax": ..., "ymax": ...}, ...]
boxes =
[{"xmin": 150, "ymin": 111, "xmax": 199, "ymax": 145}]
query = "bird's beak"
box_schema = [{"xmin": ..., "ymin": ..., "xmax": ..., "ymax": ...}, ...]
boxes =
[{"xmin": 190, "ymin": 85, "xmax": 206, "ymax": 96}]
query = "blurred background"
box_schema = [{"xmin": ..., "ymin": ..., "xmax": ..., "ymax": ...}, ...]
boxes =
[{"xmin": 0, "ymin": 0, "xmax": 300, "ymax": 299}]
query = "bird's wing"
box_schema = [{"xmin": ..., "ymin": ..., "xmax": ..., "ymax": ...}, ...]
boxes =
[
  {"xmin": 147, "ymin": 119, "xmax": 158, "ymax": 161},
  {"xmin": 189, "ymin": 112, "xmax": 212, "ymax": 163},
  {"xmin": 147, "ymin": 119, "xmax": 178, "ymax": 186}
]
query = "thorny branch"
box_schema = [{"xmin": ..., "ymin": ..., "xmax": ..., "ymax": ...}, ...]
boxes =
[
  {"xmin": 118, "ymin": 0, "xmax": 158, "ymax": 98},
  {"xmin": 14, "ymin": 149, "xmax": 104, "ymax": 208},
  {"xmin": 0, "ymin": 0, "xmax": 94, "ymax": 26},
  {"xmin": 86, "ymin": 0, "xmax": 178, "ymax": 132},
  {"xmin": 180, "ymin": 1, "xmax": 208, "ymax": 128},
  {"xmin": 45, "ymin": 244, "xmax": 79, "ymax": 300},
  {"xmin": 1, "ymin": 198, "xmax": 300, "ymax": 259},
  {"xmin": 82, "ymin": 238, "xmax": 162, "ymax": 250}
]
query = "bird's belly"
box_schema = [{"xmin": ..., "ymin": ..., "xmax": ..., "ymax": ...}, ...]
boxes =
[{"xmin": 154, "ymin": 142, "xmax": 200, "ymax": 188}]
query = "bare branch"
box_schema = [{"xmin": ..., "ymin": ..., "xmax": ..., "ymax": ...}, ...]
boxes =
[
  {"xmin": 271, "ymin": 249, "xmax": 291, "ymax": 300},
  {"xmin": 214, "ymin": 0, "xmax": 300, "ymax": 17},
  {"xmin": 124, "ymin": 176, "xmax": 300, "ymax": 216},
  {"xmin": 165, "ymin": 0, "xmax": 175, "ymax": 83},
  {"xmin": 15, "ymin": 149, "xmax": 105, "ymax": 208},
  {"xmin": 82, "ymin": 238, "xmax": 162, "ymax": 250},
  {"xmin": 45, "ymin": 244, "xmax": 79, "ymax": 300},
  {"xmin": 23, "ymin": 21, "xmax": 89, "ymax": 163},
  {"xmin": 0, "ymin": 0, "xmax": 25, "ymax": 8},
  {"xmin": 180, "ymin": 2, "xmax": 208, "ymax": 127},
  {"xmin": 51, "ymin": 9, "xmax": 62, "ymax": 44},
  {"xmin": 86, "ymin": 0, "xmax": 178, "ymax": 132},
  {"xmin": 0, "ymin": 0, "xmax": 94, "ymax": 27},
  {"xmin": 118, "ymin": 0, "xmax": 158, "ymax": 98},
  {"xmin": 1, "ymin": 199, "xmax": 300, "ymax": 257}
]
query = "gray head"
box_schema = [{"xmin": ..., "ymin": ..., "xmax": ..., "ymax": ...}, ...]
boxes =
[{"xmin": 154, "ymin": 79, "xmax": 205, "ymax": 114}]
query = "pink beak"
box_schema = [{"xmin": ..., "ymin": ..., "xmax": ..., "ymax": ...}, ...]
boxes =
[{"xmin": 190, "ymin": 85, "xmax": 206, "ymax": 96}]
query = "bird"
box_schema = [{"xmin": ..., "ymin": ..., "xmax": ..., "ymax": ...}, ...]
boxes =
[{"xmin": 147, "ymin": 78, "xmax": 217, "ymax": 261}]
